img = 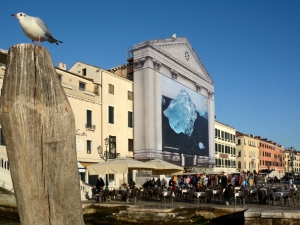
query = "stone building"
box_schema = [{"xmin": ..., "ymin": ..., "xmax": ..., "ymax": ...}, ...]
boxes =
[
  {"xmin": 131, "ymin": 36, "xmax": 215, "ymax": 170},
  {"xmin": 236, "ymin": 131, "xmax": 260, "ymax": 173},
  {"xmin": 214, "ymin": 121, "xmax": 236, "ymax": 174}
]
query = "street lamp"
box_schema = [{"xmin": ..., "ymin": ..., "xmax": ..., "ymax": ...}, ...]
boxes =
[
  {"xmin": 97, "ymin": 137, "xmax": 116, "ymax": 190},
  {"xmin": 289, "ymin": 147, "xmax": 294, "ymax": 185},
  {"xmin": 267, "ymin": 162, "xmax": 270, "ymax": 182}
]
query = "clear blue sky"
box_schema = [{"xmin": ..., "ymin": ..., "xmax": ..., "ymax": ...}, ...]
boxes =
[{"xmin": 2, "ymin": 1, "xmax": 300, "ymax": 150}]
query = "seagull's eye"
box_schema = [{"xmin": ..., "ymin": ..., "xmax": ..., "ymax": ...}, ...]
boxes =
[{"xmin": 20, "ymin": 14, "xmax": 22, "ymax": 16}]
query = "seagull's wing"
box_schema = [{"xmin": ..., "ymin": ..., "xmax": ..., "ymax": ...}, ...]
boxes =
[
  {"xmin": 33, "ymin": 16, "xmax": 52, "ymax": 36},
  {"xmin": 33, "ymin": 16, "xmax": 62, "ymax": 45}
]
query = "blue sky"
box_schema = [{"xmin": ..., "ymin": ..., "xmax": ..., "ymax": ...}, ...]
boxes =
[{"xmin": 1, "ymin": 1, "xmax": 300, "ymax": 150}]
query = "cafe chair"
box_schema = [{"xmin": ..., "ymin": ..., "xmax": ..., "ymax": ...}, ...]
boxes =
[
  {"xmin": 295, "ymin": 188, "xmax": 300, "ymax": 202},
  {"xmin": 235, "ymin": 190, "xmax": 249, "ymax": 206},
  {"xmin": 282, "ymin": 189, "xmax": 295, "ymax": 206}
]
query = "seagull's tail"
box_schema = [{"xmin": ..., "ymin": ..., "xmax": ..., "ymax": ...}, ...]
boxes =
[
  {"xmin": 54, "ymin": 39, "xmax": 63, "ymax": 45},
  {"xmin": 47, "ymin": 35, "xmax": 63, "ymax": 45}
]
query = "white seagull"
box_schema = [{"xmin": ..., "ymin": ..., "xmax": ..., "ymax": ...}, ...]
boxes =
[{"xmin": 12, "ymin": 12, "xmax": 62, "ymax": 46}]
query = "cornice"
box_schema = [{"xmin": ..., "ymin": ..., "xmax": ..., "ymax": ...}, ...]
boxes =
[
  {"xmin": 66, "ymin": 94, "xmax": 101, "ymax": 105},
  {"xmin": 133, "ymin": 42, "xmax": 213, "ymax": 84}
]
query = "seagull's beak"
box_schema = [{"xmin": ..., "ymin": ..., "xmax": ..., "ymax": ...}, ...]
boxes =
[{"xmin": 12, "ymin": 14, "xmax": 17, "ymax": 17}]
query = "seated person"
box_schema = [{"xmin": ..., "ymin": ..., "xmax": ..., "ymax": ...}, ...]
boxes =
[
  {"xmin": 224, "ymin": 184, "xmax": 234, "ymax": 206},
  {"xmin": 91, "ymin": 185, "xmax": 99, "ymax": 201}
]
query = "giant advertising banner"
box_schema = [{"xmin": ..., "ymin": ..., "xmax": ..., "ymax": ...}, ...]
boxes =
[{"xmin": 161, "ymin": 75, "xmax": 209, "ymax": 166}]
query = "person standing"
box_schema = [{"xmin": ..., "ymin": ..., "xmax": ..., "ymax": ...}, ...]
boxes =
[
  {"xmin": 254, "ymin": 173, "xmax": 258, "ymax": 187},
  {"xmin": 161, "ymin": 178, "xmax": 167, "ymax": 187},
  {"xmin": 173, "ymin": 175, "xmax": 178, "ymax": 186},
  {"xmin": 96, "ymin": 177, "xmax": 105, "ymax": 190},
  {"xmin": 129, "ymin": 178, "xmax": 136, "ymax": 189},
  {"xmin": 155, "ymin": 178, "xmax": 161, "ymax": 187},
  {"xmin": 210, "ymin": 175, "xmax": 215, "ymax": 188},
  {"xmin": 221, "ymin": 174, "xmax": 228, "ymax": 188}
]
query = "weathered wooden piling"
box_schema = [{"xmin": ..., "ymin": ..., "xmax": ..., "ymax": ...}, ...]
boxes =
[{"xmin": 0, "ymin": 44, "xmax": 84, "ymax": 225}]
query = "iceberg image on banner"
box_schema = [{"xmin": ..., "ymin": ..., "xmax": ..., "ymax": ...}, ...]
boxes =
[{"xmin": 163, "ymin": 89, "xmax": 197, "ymax": 137}]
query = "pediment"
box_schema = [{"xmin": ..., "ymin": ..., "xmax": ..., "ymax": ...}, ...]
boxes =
[{"xmin": 149, "ymin": 37, "xmax": 213, "ymax": 83}]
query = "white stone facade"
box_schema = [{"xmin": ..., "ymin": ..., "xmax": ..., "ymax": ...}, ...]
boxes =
[{"xmin": 132, "ymin": 37, "xmax": 215, "ymax": 167}]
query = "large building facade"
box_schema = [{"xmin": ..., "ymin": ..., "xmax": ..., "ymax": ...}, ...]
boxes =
[
  {"xmin": 236, "ymin": 132, "xmax": 260, "ymax": 173},
  {"xmin": 257, "ymin": 137, "xmax": 285, "ymax": 176},
  {"xmin": 214, "ymin": 121, "xmax": 236, "ymax": 174},
  {"xmin": 131, "ymin": 37, "xmax": 215, "ymax": 168}
]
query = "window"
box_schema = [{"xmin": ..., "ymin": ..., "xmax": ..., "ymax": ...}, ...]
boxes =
[
  {"xmin": 215, "ymin": 143, "xmax": 217, "ymax": 154},
  {"xmin": 82, "ymin": 68, "xmax": 86, "ymax": 76},
  {"xmin": 0, "ymin": 128, "xmax": 5, "ymax": 146},
  {"xmin": 128, "ymin": 91, "xmax": 133, "ymax": 100},
  {"xmin": 108, "ymin": 84, "xmax": 114, "ymax": 95},
  {"xmin": 238, "ymin": 150, "xmax": 241, "ymax": 157},
  {"xmin": 108, "ymin": 106, "xmax": 114, "ymax": 124},
  {"xmin": 128, "ymin": 139, "xmax": 133, "ymax": 151},
  {"xmin": 128, "ymin": 111, "xmax": 133, "ymax": 128},
  {"xmin": 221, "ymin": 145, "xmax": 224, "ymax": 153},
  {"xmin": 57, "ymin": 74, "xmax": 62, "ymax": 82},
  {"xmin": 87, "ymin": 140, "xmax": 91, "ymax": 154},
  {"xmin": 86, "ymin": 110, "xmax": 95, "ymax": 130},
  {"xmin": 109, "ymin": 136, "xmax": 116, "ymax": 158},
  {"xmin": 237, "ymin": 139, "xmax": 241, "ymax": 145},
  {"xmin": 108, "ymin": 174, "xmax": 115, "ymax": 180},
  {"xmin": 79, "ymin": 82, "xmax": 86, "ymax": 91},
  {"xmin": 238, "ymin": 161, "xmax": 241, "ymax": 169}
]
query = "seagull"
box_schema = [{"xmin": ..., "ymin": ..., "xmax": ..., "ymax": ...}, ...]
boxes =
[{"xmin": 12, "ymin": 12, "xmax": 62, "ymax": 46}]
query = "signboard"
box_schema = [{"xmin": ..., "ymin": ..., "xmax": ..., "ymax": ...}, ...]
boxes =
[{"xmin": 76, "ymin": 139, "xmax": 84, "ymax": 151}]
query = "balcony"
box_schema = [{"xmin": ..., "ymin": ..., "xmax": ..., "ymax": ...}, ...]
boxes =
[{"xmin": 85, "ymin": 124, "xmax": 96, "ymax": 130}]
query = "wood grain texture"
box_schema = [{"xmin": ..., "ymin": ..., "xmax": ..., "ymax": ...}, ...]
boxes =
[{"xmin": 0, "ymin": 44, "xmax": 84, "ymax": 225}]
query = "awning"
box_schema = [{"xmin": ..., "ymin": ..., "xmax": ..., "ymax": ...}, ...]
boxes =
[{"xmin": 78, "ymin": 162, "xmax": 85, "ymax": 173}]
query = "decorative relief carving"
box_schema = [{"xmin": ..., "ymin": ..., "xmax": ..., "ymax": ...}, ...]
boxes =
[
  {"xmin": 207, "ymin": 90, "xmax": 213, "ymax": 99},
  {"xmin": 133, "ymin": 58, "xmax": 146, "ymax": 70},
  {"xmin": 170, "ymin": 69, "xmax": 178, "ymax": 80},
  {"xmin": 152, "ymin": 59, "xmax": 161, "ymax": 71},
  {"xmin": 196, "ymin": 83, "xmax": 201, "ymax": 92}
]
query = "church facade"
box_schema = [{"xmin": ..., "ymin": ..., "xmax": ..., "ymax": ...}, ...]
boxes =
[{"xmin": 131, "ymin": 36, "xmax": 215, "ymax": 167}]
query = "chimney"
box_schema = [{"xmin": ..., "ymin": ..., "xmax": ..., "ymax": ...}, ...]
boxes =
[{"xmin": 58, "ymin": 62, "xmax": 66, "ymax": 70}]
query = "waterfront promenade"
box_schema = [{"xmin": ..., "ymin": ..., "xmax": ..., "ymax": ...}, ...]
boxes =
[{"xmin": 2, "ymin": 185, "xmax": 300, "ymax": 224}]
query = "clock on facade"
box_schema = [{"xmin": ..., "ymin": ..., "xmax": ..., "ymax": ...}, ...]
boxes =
[{"xmin": 185, "ymin": 51, "xmax": 189, "ymax": 61}]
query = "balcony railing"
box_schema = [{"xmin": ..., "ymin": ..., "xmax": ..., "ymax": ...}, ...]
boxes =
[{"xmin": 85, "ymin": 124, "xmax": 96, "ymax": 130}]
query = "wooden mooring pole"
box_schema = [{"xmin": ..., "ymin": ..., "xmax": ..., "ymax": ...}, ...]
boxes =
[{"xmin": 0, "ymin": 44, "xmax": 84, "ymax": 225}]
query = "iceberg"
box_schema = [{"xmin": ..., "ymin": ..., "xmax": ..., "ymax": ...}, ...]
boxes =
[
  {"xmin": 163, "ymin": 89, "xmax": 197, "ymax": 136},
  {"xmin": 199, "ymin": 142, "xmax": 205, "ymax": 149}
]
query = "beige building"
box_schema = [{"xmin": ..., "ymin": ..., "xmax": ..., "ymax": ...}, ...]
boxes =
[
  {"xmin": 235, "ymin": 131, "xmax": 260, "ymax": 173},
  {"xmin": 284, "ymin": 148, "xmax": 299, "ymax": 176},
  {"xmin": 214, "ymin": 121, "xmax": 237, "ymax": 174},
  {"xmin": 0, "ymin": 48, "xmax": 133, "ymax": 189},
  {"xmin": 68, "ymin": 62, "xmax": 134, "ymax": 186}
]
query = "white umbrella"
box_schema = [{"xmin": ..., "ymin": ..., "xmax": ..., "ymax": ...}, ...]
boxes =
[
  {"xmin": 144, "ymin": 159, "xmax": 184, "ymax": 175},
  {"xmin": 87, "ymin": 157, "xmax": 155, "ymax": 175}
]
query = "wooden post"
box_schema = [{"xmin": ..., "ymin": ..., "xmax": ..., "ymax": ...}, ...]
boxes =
[{"xmin": 0, "ymin": 44, "xmax": 84, "ymax": 225}]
